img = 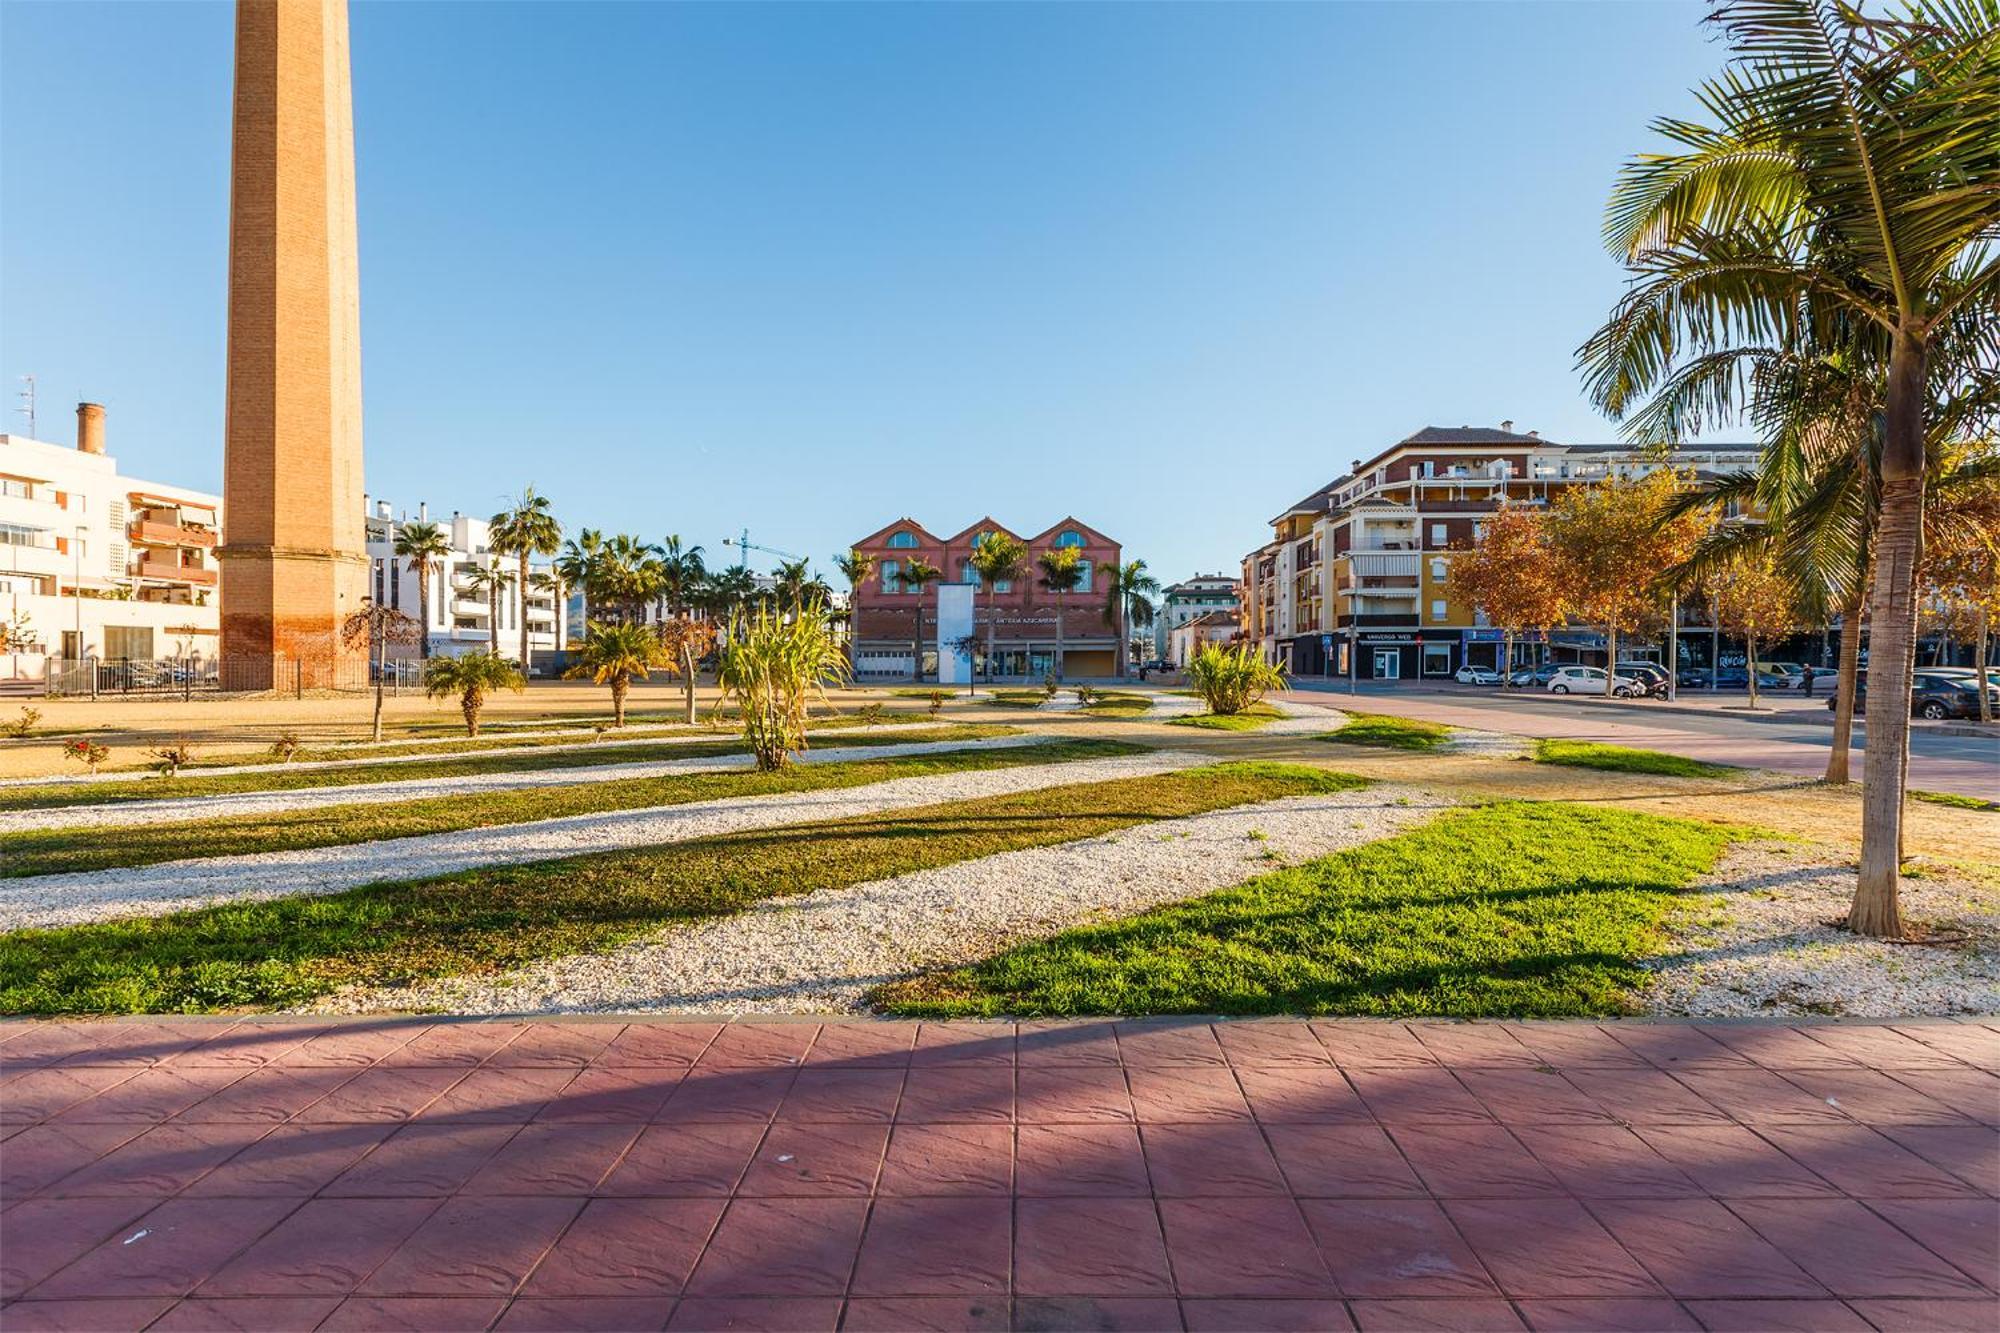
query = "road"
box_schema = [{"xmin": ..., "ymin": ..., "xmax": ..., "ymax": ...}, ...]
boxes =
[{"xmin": 1283, "ymin": 681, "xmax": 2000, "ymax": 801}]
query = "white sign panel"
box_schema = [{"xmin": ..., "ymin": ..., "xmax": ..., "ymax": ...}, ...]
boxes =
[{"xmin": 935, "ymin": 582, "xmax": 975, "ymax": 685}]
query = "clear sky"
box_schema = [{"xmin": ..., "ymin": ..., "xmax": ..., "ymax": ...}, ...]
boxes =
[{"xmin": 1, "ymin": 0, "xmax": 1730, "ymax": 584}]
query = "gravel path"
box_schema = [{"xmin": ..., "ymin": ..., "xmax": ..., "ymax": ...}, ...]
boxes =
[
  {"xmin": 4, "ymin": 733, "xmax": 1045, "ymax": 834},
  {"xmin": 322, "ymin": 781, "xmax": 1450, "ymax": 1015},
  {"xmin": 0, "ymin": 749, "xmax": 1203, "ymax": 931},
  {"xmin": 1646, "ymin": 842, "xmax": 2000, "ymax": 1017}
]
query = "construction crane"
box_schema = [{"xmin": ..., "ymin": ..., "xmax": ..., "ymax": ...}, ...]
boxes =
[{"xmin": 721, "ymin": 530, "xmax": 806, "ymax": 572}]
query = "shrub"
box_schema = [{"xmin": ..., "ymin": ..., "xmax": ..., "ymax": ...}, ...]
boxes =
[
  {"xmin": 423, "ymin": 652, "xmax": 526, "ymax": 737},
  {"xmin": 1075, "ymin": 684, "xmax": 1097, "ymax": 707},
  {"xmin": 1187, "ymin": 642, "xmax": 1287, "ymax": 716},
  {"xmin": 719, "ymin": 600, "xmax": 851, "ymax": 770},
  {"xmin": 928, "ymin": 689, "xmax": 947, "ymax": 718},
  {"xmin": 4, "ymin": 707, "xmax": 41, "ymax": 739},
  {"xmin": 1042, "ymin": 672, "xmax": 1059, "ymax": 701},
  {"xmin": 147, "ymin": 739, "xmax": 196, "ymax": 777},
  {"xmin": 268, "ymin": 731, "xmax": 302, "ymax": 763},
  {"xmin": 857, "ymin": 702, "xmax": 885, "ymax": 727},
  {"xmin": 62, "ymin": 738, "xmax": 109, "ymax": 775}
]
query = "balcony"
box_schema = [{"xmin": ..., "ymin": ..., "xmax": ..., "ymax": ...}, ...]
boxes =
[
  {"xmin": 133, "ymin": 557, "xmax": 217, "ymax": 586},
  {"xmin": 129, "ymin": 519, "xmax": 218, "ymax": 549}
]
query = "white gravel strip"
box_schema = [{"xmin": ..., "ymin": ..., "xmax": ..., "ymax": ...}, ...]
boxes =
[
  {"xmin": 1645, "ymin": 842, "xmax": 2000, "ymax": 1017},
  {"xmin": 1145, "ymin": 694, "xmax": 1203, "ymax": 719},
  {"xmin": 0, "ymin": 749, "xmax": 1203, "ymax": 931},
  {"xmin": 323, "ymin": 781, "xmax": 1451, "ymax": 1015},
  {"xmin": 4, "ymin": 733, "xmax": 1043, "ymax": 834}
]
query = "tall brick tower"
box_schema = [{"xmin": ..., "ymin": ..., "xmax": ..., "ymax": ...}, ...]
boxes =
[{"xmin": 217, "ymin": 0, "xmax": 368, "ymax": 687}]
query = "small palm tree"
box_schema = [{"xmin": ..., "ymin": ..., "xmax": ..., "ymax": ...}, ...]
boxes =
[
  {"xmin": 834, "ymin": 549, "xmax": 878, "ymax": 668},
  {"xmin": 423, "ymin": 651, "xmax": 524, "ymax": 736},
  {"xmin": 465, "ymin": 564, "xmax": 516, "ymax": 650},
  {"xmin": 899, "ymin": 558, "xmax": 943, "ymax": 682},
  {"xmin": 488, "ymin": 487, "xmax": 562, "ymax": 671},
  {"xmin": 1036, "ymin": 547, "xmax": 1083, "ymax": 681},
  {"xmin": 1101, "ymin": 559, "xmax": 1161, "ymax": 679},
  {"xmin": 393, "ymin": 520, "xmax": 450, "ymax": 659},
  {"xmin": 565, "ymin": 621, "xmax": 667, "ymax": 727},
  {"xmin": 969, "ymin": 532, "xmax": 1027, "ymax": 682}
]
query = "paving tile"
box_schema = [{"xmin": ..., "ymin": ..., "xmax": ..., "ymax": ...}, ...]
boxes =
[
  {"xmin": 599, "ymin": 1124, "xmax": 766, "ymax": 1197},
  {"xmin": 877, "ymin": 1123, "xmax": 1012, "ymax": 1196},
  {"xmin": 666, "ymin": 1297, "xmax": 842, "ymax": 1331},
  {"xmin": 1310, "ymin": 1023, "xmax": 1438, "ymax": 1069},
  {"xmin": 851, "ymin": 1196, "xmax": 1010, "ymax": 1296},
  {"xmin": 1668, "ymin": 1068, "xmax": 1849, "ymax": 1125},
  {"xmin": 1724, "ymin": 1198, "xmax": 1989, "ymax": 1298},
  {"xmin": 410, "ymin": 1066, "xmax": 578, "ymax": 1123},
  {"xmin": 1630, "ymin": 1125, "xmax": 1840, "ymax": 1198},
  {"xmin": 1016, "ymin": 1068, "xmax": 1133, "ymax": 1124},
  {"xmin": 909, "ymin": 1022, "xmax": 1013, "ymax": 1068},
  {"xmin": 1114, "ymin": 1021, "xmax": 1228, "ymax": 1067},
  {"xmin": 1016, "ymin": 1022, "xmax": 1122, "ymax": 1068},
  {"xmin": 534, "ymin": 1067, "xmax": 680, "ymax": 1122},
  {"xmin": 461, "ymin": 1124, "xmax": 638, "ymax": 1195},
  {"xmin": 1298, "ymin": 1199, "xmax": 1499, "ymax": 1298},
  {"xmin": 1509, "ymin": 1126, "xmax": 1703, "ymax": 1199},
  {"xmin": 198, "ymin": 1197, "xmax": 440, "ymax": 1296},
  {"xmin": 1777, "ymin": 1067, "xmax": 1974, "ymax": 1126},
  {"xmin": 1890, "ymin": 1024, "xmax": 2000, "ymax": 1071},
  {"xmin": 1511, "ymin": 1298, "xmax": 1697, "ymax": 1331},
  {"xmin": 1678, "ymin": 1298, "xmax": 1872, "ymax": 1330},
  {"xmin": 1160, "ymin": 1197, "xmax": 1335, "ymax": 1298},
  {"xmin": 1874, "ymin": 1125, "xmax": 2000, "ymax": 1195},
  {"xmin": 1011, "ymin": 1297, "xmax": 1184, "ymax": 1331},
  {"xmin": 0, "ymin": 1025, "xmax": 107, "ymax": 1071},
  {"xmin": 802, "ymin": 1024, "xmax": 915, "ymax": 1068},
  {"xmin": 1556, "ymin": 1068, "xmax": 1731, "ymax": 1126},
  {"xmin": 1863, "ymin": 1199, "xmax": 2000, "ymax": 1290},
  {"xmin": 1386, "ymin": 1126, "xmax": 1563, "ymax": 1198},
  {"xmin": 0, "ymin": 1197, "xmax": 153, "ymax": 1298},
  {"xmin": 1265, "ymin": 1124, "xmax": 1428, "ymax": 1198},
  {"xmin": 1127, "ymin": 1067, "xmax": 1252, "ymax": 1122},
  {"xmin": 148, "ymin": 1296, "xmax": 343, "ymax": 1331},
  {"xmin": 1443, "ymin": 1199, "xmax": 1663, "ymax": 1298},
  {"xmin": 0, "ymin": 1122, "xmax": 145, "ymax": 1197},
  {"xmin": 175, "ymin": 1065, "xmax": 357, "ymax": 1123},
  {"xmin": 184, "ymin": 1122, "xmax": 397, "ymax": 1197},
  {"xmin": 48, "ymin": 1121, "xmax": 266, "ymax": 1196},
  {"xmin": 494, "ymin": 1296, "xmax": 678, "ymax": 1331},
  {"xmin": 1599, "ymin": 1025, "xmax": 1746, "ymax": 1069},
  {"xmin": 1140, "ymin": 1123, "xmax": 1288, "ymax": 1196},
  {"xmin": 776, "ymin": 1070, "xmax": 905, "ymax": 1122},
  {"xmin": 273, "ymin": 1024, "xmax": 425, "ymax": 1067},
  {"xmin": 1694, "ymin": 1024, "xmax": 1865, "ymax": 1069},
  {"xmin": 1344, "ymin": 1069, "xmax": 1490, "ymax": 1125},
  {"xmin": 33, "ymin": 1196, "xmax": 300, "ymax": 1299},
  {"xmin": 522, "ymin": 1198, "xmax": 724, "ymax": 1297},
  {"xmin": 1014, "ymin": 1198, "xmax": 1174, "ymax": 1296},
  {"xmin": 291, "ymin": 1067, "xmax": 467, "ymax": 1123},
  {"xmin": 319, "ymin": 1295, "xmax": 509, "ymax": 1330},
  {"xmin": 1236, "ymin": 1067, "xmax": 1373, "ymax": 1124},
  {"xmin": 896, "ymin": 1069, "xmax": 1013, "ymax": 1124},
  {"xmin": 657, "ymin": 1069, "xmax": 796, "ymax": 1124},
  {"xmin": 1845, "ymin": 1298, "xmax": 2000, "ymax": 1332},
  {"xmin": 1796, "ymin": 1024, "xmax": 1977, "ymax": 1069},
  {"xmin": 0, "ymin": 1297, "xmax": 178, "ymax": 1331},
  {"xmin": 596, "ymin": 1024, "xmax": 721, "ymax": 1069},
  {"xmin": 1766, "ymin": 1121, "xmax": 1990, "ymax": 1198},
  {"xmin": 323, "ymin": 1123, "xmax": 517, "ymax": 1197},
  {"xmin": 698, "ymin": 1025, "xmax": 817, "ymax": 1069},
  {"xmin": 683, "ymin": 1198, "xmax": 868, "ymax": 1296},
  {"xmin": 1408, "ymin": 1025, "xmax": 1538, "ymax": 1068},
  {"xmin": 0, "ymin": 1067, "xmax": 140, "ymax": 1124},
  {"xmin": 1014, "ymin": 1124, "xmax": 1152, "ymax": 1196},
  {"xmin": 838, "ymin": 1296, "xmax": 1009, "ymax": 1331},
  {"xmin": 1882, "ymin": 1068, "xmax": 2000, "ymax": 1125},
  {"xmin": 1212, "ymin": 1022, "xmax": 1336, "ymax": 1068},
  {"xmin": 169, "ymin": 1023, "xmax": 318, "ymax": 1068},
  {"xmin": 487, "ymin": 1025, "xmax": 622, "ymax": 1068},
  {"xmin": 50, "ymin": 1065, "xmax": 245, "ymax": 1123},
  {"xmin": 1346, "ymin": 1298, "xmax": 1526, "ymax": 1331},
  {"xmin": 736, "ymin": 1122, "xmax": 886, "ymax": 1196},
  {"xmin": 1497, "ymin": 1025, "xmax": 1647, "ymax": 1069},
  {"xmin": 1584, "ymin": 1198, "xmax": 1822, "ymax": 1298},
  {"xmin": 1180, "ymin": 1298, "xmax": 1354, "ymax": 1331},
  {"xmin": 380, "ymin": 1022, "xmax": 528, "ymax": 1068},
  {"xmin": 1454, "ymin": 1070, "xmax": 1613, "ymax": 1125},
  {"xmin": 358, "ymin": 1195, "xmax": 583, "ymax": 1296}
]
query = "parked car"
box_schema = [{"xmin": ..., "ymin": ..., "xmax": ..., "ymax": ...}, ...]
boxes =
[
  {"xmin": 1760, "ymin": 662, "xmax": 1807, "ymax": 689},
  {"xmin": 1547, "ymin": 665, "xmax": 1645, "ymax": 697},
  {"xmin": 1454, "ymin": 665, "xmax": 1503, "ymax": 686},
  {"xmin": 1834, "ymin": 671, "xmax": 2000, "ymax": 720},
  {"xmin": 1677, "ymin": 666, "xmax": 1784, "ymax": 690},
  {"xmin": 1613, "ymin": 661, "xmax": 1673, "ymax": 698},
  {"xmin": 1508, "ymin": 664, "xmax": 1562, "ymax": 688}
]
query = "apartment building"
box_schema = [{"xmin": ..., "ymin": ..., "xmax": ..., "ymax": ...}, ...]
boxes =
[
  {"xmin": 363, "ymin": 500, "xmax": 568, "ymax": 667},
  {"xmin": 848, "ymin": 517, "xmax": 1122, "ymax": 679},
  {"xmin": 1241, "ymin": 424, "xmax": 1758, "ymax": 681},
  {"xmin": 1, "ymin": 406, "xmax": 221, "ymax": 680},
  {"xmin": 1154, "ymin": 573, "xmax": 1241, "ymax": 663}
]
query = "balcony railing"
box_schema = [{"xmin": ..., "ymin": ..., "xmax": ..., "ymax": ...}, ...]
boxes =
[
  {"xmin": 133, "ymin": 558, "xmax": 218, "ymax": 586},
  {"xmin": 129, "ymin": 520, "xmax": 218, "ymax": 549}
]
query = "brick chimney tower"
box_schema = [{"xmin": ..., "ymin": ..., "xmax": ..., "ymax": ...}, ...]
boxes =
[{"xmin": 217, "ymin": 0, "xmax": 368, "ymax": 687}]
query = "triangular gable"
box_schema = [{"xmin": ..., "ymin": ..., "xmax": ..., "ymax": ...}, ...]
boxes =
[
  {"xmin": 852, "ymin": 517, "xmax": 945, "ymax": 549},
  {"xmin": 1027, "ymin": 516, "xmax": 1118, "ymax": 549},
  {"xmin": 940, "ymin": 516, "xmax": 1025, "ymax": 547}
]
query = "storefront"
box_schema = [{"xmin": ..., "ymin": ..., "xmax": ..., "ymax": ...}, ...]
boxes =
[{"xmin": 1462, "ymin": 629, "xmax": 1547, "ymax": 673}]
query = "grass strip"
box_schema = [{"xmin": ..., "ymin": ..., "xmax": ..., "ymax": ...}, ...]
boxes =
[
  {"xmin": 0, "ymin": 724, "xmax": 1019, "ymax": 813},
  {"xmin": 1532, "ymin": 739, "xmax": 1738, "ymax": 780},
  {"xmin": 1082, "ymin": 693, "xmax": 1153, "ymax": 715},
  {"xmin": 0, "ymin": 735, "xmax": 1124, "ymax": 879},
  {"xmin": 1909, "ymin": 789, "xmax": 1999, "ymax": 812},
  {"xmin": 876, "ymin": 802, "xmax": 1739, "ymax": 1019},
  {"xmin": 1320, "ymin": 715, "xmax": 1453, "ymax": 752},
  {"xmin": 987, "ymin": 690, "xmax": 1050, "ymax": 708},
  {"xmin": 0, "ymin": 761, "xmax": 1363, "ymax": 1015},
  {"xmin": 1167, "ymin": 703, "xmax": 1283, "ymax": 732}
]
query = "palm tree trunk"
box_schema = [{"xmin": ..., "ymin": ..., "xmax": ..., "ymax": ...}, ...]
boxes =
[
  {"xmin": 912, "ymin": 602, "xmax": 924, "ymax": 683},
  {"xmin": 612, "ymin": 675, "xmax": 627, "ymax": 728},
  {"xmin": 1116, "ymin": 598, "xmax": 1127, "ymax": 680},
  {"xmin": 1055, "ymin": 591, "xmax": 1067, "ymax": 682},
  {"xmin": 1852, "ymin": 331, "xmax": 1926, "ymax": 939},
  {"xmin": 1978, "ymin": 608, "xmax": 1992, "ymax": 725},
  {"xmin": 462, "ymin": 690, "xmax": 481, "ymax": 737},
  {"xmin": 1826, "ymin": 588, "xmax": 1864, "ymax": 784},
  {"xmin": 681, "ymin": 633, "xmax": 699, "ymax": 725},
  {"xmin": 1747, "ymin": 632, "xmax": 1760, "ymax": 711},
  {"xmin": 416, "ymin": 572, "xmax": 432, "ymax": 660},
  {"xmin": 518, "ymin": 554, "xmax": 531, "ymax": 672}
]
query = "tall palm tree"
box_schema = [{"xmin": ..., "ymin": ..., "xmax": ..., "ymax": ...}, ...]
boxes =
[
  {"xmin": 773, "ymin": 558, "xmax": 814, "ymax": 613},
  {"xmin": 834, "ymin": 549, "xmax": 878, "ymax": 668},
  {"xmin": 1036, "ymin": 547, "xmax": 1083, "ymax": 681},
  {"xmin": 555, "ymin": 528, "xmax": 606, "ymax": 628},
  {"xmin": 465, "ymin": 563, "xmax": 515, "ymax": 655},
  {"xmin": 899, "ymin": 558, "xmax": 943, "ymax": 682},
  {"xmin": 657, "ymin": 535, "xmax": 708, "ymax": 617},
  {"xmin": 393, "ymin": 520, "xmax": 450, "ymax": 659},
  {"xmin": 1578, "ymin": 0, "xmax": 2000, "ymax": 937},
  {"xmin": 968, "ymin": 532, "xmax": 1027, "ymax": 682},
  {"xmin": 598, "ymin": 535, "xmax": 665, "ymax": 624},
  {"xmin": 1101, "ymin": 559, "xmax": 1161, "ymax": 679},
  {"xmin": 488, "ymin": 487, "xmax": 562, "ymax": 671}
]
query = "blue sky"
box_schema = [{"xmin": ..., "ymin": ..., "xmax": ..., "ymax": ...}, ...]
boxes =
[{"xmin": 2, "ymin": 1, "xmax": 1728, "ymax": 583}]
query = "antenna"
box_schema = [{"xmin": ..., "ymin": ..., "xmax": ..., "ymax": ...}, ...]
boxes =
[{"xmin": 14, "ymin": 375, "xmax": 34, "ymax": 439}]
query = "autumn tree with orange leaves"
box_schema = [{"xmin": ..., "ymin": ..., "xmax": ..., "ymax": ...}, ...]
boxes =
[
  {"xmin": 1708, "ymin": 554, "xmax": 1806, "ymax": 711},
  {"xmin": 1543, "ymin": 471, "xmax": 1706, "ymax": 696},
  {"xmin": 1445, "ymin": 506, "xmax": 1568, "ymax": 687}
]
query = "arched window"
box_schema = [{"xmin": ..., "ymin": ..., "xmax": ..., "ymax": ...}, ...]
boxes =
[
  {"xmin": 887, "ymin": 531, "xmax": 918, "ymax": 549},
  {"xmin": 1056, "ymin": 530, "xmax": 1084, "ymax": 548}
]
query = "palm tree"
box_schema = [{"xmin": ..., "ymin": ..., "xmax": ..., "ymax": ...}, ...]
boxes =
[
  {"xmin": 422, "ymin": 651, "xmax": 524, "ymax": 736},
  {"xmin": 774, "ymin": 558, "xmax": 814, "ymax": 613},
  {"xmin": 564, "ymin": 620, "xmax": 667, "ymax": 727},
  {"xmin": 392, "ymin": 520, "xmax": 450, "ymax": 659},
  {"xmin": 556, "ymin": 528, "xmax": 606, "ymax": 625},
  {"xmin": 899, "ymin": 558, "xmax": 943, "ymax": 682},
  {"xmin": 465, "ymin": 564, "xmax": 516, "ymax": 654},
  {"xmin": 834, "ymin": 549, "xmax": 878, "ymax": 669},
  {"xmin": 488, "ymin": 487, "xmax": 562, "ymax": 671},
  {"xmin": 1036, "ymin": 547, "xmax": 1084, "ymax": 681},
  {"xmin": 597, "ymin": 535, "xmax": 665, "ymax": 624},
  {"xmin": 1102, "ymin": 559, "xmax": 1161, "ymax": 679},
  {"xmin": 657, "ymin": 535, "xmax": 707, "ymax": 617},
  {"xmin": 968, "ymin": 532, "xmax": 1027, "ymax": 682},
  {"xmin": 1578, "ymin": 0, "xmax": 2000, "ymax": 937}
]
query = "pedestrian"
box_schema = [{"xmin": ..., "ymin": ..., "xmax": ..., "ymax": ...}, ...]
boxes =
[{"xmin": 1801, "ymin": 665, "xmax": 1815, "ymax": 698}]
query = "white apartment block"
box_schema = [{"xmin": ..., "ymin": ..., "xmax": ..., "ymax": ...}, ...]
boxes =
[
  {"xmin": 1154, "ymin": 573, "xmax": 1241, "ymax": 663},
  {"xmin": 363, "ymin": 499, "xmax": 568, "ymax": 666},
  {"xmin": 1, "ymin": 406, "xmax": 221, "ymax": 681}
]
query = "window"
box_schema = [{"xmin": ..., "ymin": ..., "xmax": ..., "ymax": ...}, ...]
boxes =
[
  {"xmin": 1056, "ymin": 530, "xmax": 1084, "ymax": 548},
  {"xmin": 1423, "ymin": 643, "xmax": 1452, "ymax": 676},
  {"xmin": 0, "ymin": 479, "xmax": 30, "ymax": 500},
  {"xmin": 1075, "ymin": 559, "xmax": 1092, "ymax": 593},
  {"xmin": 1430, "ymin": 559, "xmax": 1447, "ymax": 582},
  {"xmin": 1430, "ymin": 523, "xmax": 1447, "ymax": 546},
  {"xmin": 880, "ymin": 558, "xmax": 901, "ymax": 592},
  {"xmin": 106, "ymin": 626, "xmax": 154, "ymax": 661},
  {"xmin": 886, "ymin": 531, "xmax": 918, "ymax": 549},
  {"xmin": 959, "ymin": 559, "xmax": 978, "ymax": 587},
  {"xmin": 1431, "ymin": 599, "xmax": 1448, "ymax": 621}
]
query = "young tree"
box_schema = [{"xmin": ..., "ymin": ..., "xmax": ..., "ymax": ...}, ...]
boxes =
[
  {"xmin": 657, "ymin": 615, "xmax": 720, "ymax": 725},
  {"xmin": 1102, "ymin": 560, "xmax": 1161, "ymax": 680},
  {"xmin": 968, "ymin": 532, "xmax": 1027, "ymax": 683},
  {"xmin": 488, "ymin": 487, "xmax": 562, "ymax": 671},
  {"xmin": 1925, "ymin": 533, "xmax": 2000, "ymax": 725},
  {"xmin": 1036, "ymin": 547, "xmax": 1084, "ymax": 681},
  {"xmin": 718, "ymin": 599, "xmax": 851, "ymax": 770},
  {"xmin": 1444, "ymin": 506, "xmax": 1568, "ymax": 687},
  {"xmin": 393, "ymin": 520, "xmax": 450, "ymax": 659},
  {"xmin": 340, "ymin": 600, "xmax": 422, "ymax": 741},
  {"xmin": 423, "ymin": 651, "xmax": 524, "ymax": 737},
  {"xmin": 1709, "ymin": 554, "xmax": 1806, "ymax": 711},
  {"xmin": 565, "ymin": 621, "xmax": 667, "ymax": 728},
  {"xmin": 1544, "ymin": 472, "xmax": 1705, "ymax": 695},
  {"xmin": 899, "ymin": 558, "xmax": 943, "ymax": 682}
]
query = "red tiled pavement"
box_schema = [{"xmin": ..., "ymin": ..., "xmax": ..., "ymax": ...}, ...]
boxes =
[{"xmin": 2, "ymin": 1016, "xmax": 1996, "ymax": 1332}]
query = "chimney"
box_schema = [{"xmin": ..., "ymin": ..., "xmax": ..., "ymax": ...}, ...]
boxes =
[
  {"xmin": 417, "ymin": 501, "xmax": 429, "ymax": 521},
  {"xmin": 1500, "ymin": 419, "xmax": 1514, "ymax": 433},
  {"xmin": 1528, "ymin": 430, "xmax": 1539, "ymax": 439},
  {"xmin": 76, "ymin": 402, "xmax": 106, "ymax": 455}
]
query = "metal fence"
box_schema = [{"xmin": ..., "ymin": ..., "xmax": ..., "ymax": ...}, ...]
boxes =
[{"xmin": 41, "ymin": 656, "xmax": 425, "ymax": 699}]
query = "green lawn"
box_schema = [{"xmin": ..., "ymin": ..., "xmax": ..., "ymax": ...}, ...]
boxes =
[
  {"xmin": 1910, "ymin": 789, "xmax": 2000, "ymax": 812},
  {"xmin": 1082, "ymin": 692, "xmax": 1153, "ymax": 715},
  {"xmin": 876, "ymin": 802, "xmax": 1739, "ymax": 1018},
  {"xmin": 1168, "ymin": 702, "xmax": 1284, "ymax": 732},
  {"xmin": 988, "ymin": 690, "xmax": 1051, "ymax": 708},
  {"xmin": 1532, "ymin": 739, "xmax": 1738, "ymax": 780},
  {"xmin": 0, "ymin": 762, "xmax": 1363, "ymax": 1015},
  {"xmin": 1320, "ymin": 714, "xmax": 1453, "ymax": 752},
  {"xmin": 0, "ymin": 735, "xmax": 1120, "ymax": 879},
  {"xmin": 0, "ymin": 723, "xmax": 1019, "ymax": 813}
]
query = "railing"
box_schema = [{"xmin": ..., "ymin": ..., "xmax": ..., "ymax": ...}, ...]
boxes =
[
  {"xmin": 42, "ymin": 655, "xmax": 423, "ymax": 699},
  {"xmin": 133, "ymin": 558, "xmax": 218, "ymax": 585},
  {"xmin": 128, "ymin": 520, "xmax": 218, "ymax": 549}
]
